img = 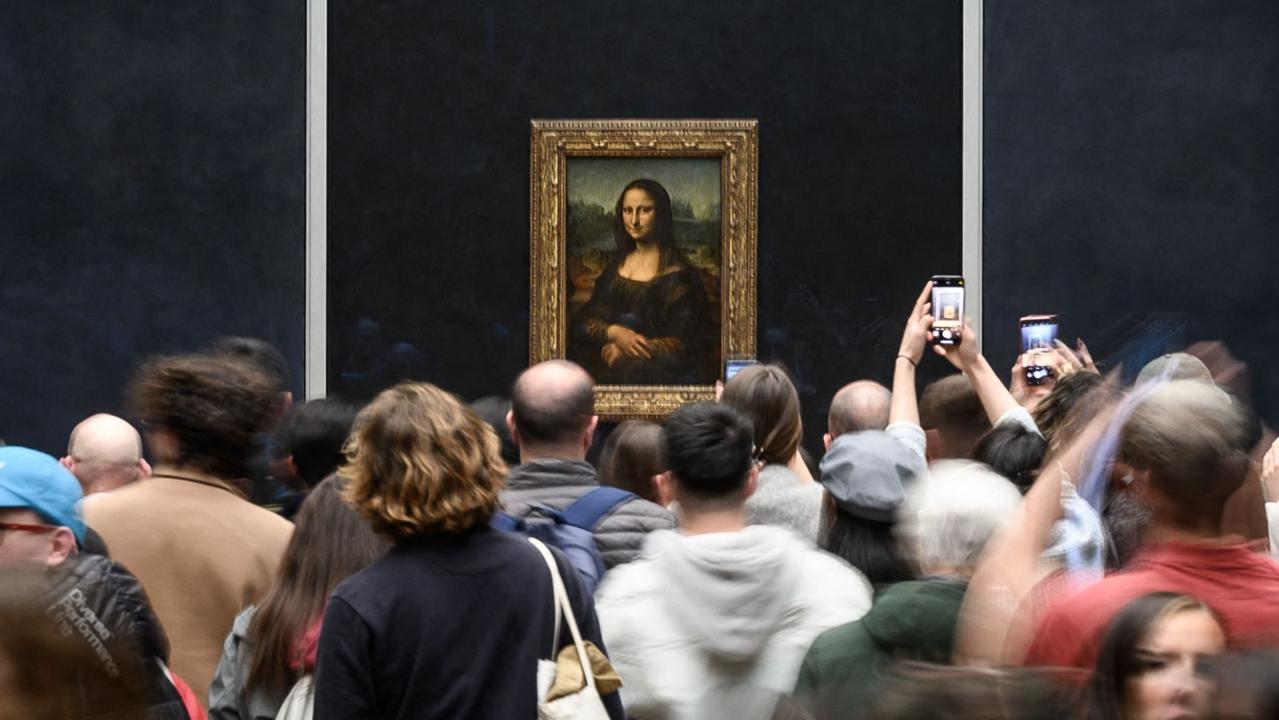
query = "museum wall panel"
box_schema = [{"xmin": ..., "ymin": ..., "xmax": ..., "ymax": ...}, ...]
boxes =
[
  {"xmin": 983, "ymin": 0, "xmax": 1279, "ymax": 427},
  {"xmin": 327, "ymin": 0, "xmax": 964, "ymax": 453},
  {"xmin": 0, "ymin": 2, "xmax": 306, "ymax": 454}
]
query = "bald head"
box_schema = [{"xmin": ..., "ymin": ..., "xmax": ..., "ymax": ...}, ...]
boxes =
[
  {"xmin": 827, "ymin": 380, "xmax": 892, "ymax": 437},
  {"xmin": 509, "ymin": 360, "xmax": 596, "ymax": 460},
  {"xmin": 64, "ymin": 414, "xmax": 149, "ymax": 494}
]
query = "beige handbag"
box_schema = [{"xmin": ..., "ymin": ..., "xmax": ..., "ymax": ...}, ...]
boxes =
[{"xmin": 529, "ymin": 538, "xmax": 614, "ymax": 720}]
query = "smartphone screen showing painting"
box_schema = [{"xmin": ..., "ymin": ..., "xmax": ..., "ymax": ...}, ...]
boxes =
[
  {"xmin": 565, "ymin": 157, "xmax": 722, "ymax": 385},
  {"xmin": 1020, "ymin": 318, "xmax": 1059, "ymax": 353}
]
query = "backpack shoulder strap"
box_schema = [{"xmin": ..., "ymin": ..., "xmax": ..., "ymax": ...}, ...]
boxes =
[{"xmin": 562, "ymin": 486, "xmax": 635, "ymax": 530}]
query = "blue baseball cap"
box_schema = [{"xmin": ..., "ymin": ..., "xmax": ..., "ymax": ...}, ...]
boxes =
[{"xmin": 0, "ymin": 446, "xmax": 86, "ymax": 545}]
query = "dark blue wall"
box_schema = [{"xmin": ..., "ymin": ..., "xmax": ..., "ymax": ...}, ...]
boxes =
[
  {"xmin": 0, "ymin": 3, "xmax": 306, "ymax": 454},
  {"xmin": 984, "ymin": 0, "xmax": 1279, "ymax": 424}
]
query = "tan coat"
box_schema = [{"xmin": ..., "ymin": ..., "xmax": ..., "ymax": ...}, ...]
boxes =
[{"xmin": 84, "ymin": 469, "xmax": 293, "ymax": 704}]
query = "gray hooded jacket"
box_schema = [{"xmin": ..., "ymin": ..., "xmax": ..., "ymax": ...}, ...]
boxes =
[{"xmin": 597, "ymin": 525, "xmax": 872, "ymax": 720}]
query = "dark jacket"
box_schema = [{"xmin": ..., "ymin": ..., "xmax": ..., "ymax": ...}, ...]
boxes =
[
  {"xmin": 794, "ymin": 578, "xmax": 968, "ymax": 720},
  {"xmin": 500, "ymin": 458, "xmax": 676, "ymax": 568},
  {"xmin": 314, "ymin": 526, "xmax": 624, "ymax": 720},
  {"xmin": 45, "ymin": 553, "xmax": 189, "ymax": 720}
]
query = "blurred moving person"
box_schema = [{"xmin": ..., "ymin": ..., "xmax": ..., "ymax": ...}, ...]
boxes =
[
  {"xmin": 1084, "ymin": 592, "xmax": 1224, "ymax": 720},
  {"xmin": 85, "ymin": 353, "xmax": 293, "ymax": 702}
]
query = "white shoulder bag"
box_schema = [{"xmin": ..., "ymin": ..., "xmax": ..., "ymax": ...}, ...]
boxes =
[{"xmin": 529, "ymin": 538, "xmax": 612, "ymax": 720}]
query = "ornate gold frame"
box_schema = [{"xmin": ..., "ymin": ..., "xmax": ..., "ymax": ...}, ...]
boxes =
[{"xmin": 529, "ymin": 119, "xmax": 758, "ymax": 419}]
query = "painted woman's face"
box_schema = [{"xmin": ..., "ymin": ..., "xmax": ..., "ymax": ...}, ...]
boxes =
[
  {"xmin": 621, "ymin": 188, "xmax": 656, "ymax": 243},
  {"xmin": 1125, "ymin": 609, "xmax": 1225, "ymax": 720}
]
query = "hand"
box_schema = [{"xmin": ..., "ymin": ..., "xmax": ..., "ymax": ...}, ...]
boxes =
[
  {"xmin": 932, "ymin": 317, "xmax": 980, "ymax": 370},
  {"xmin": 1010, "ymin": 356, "xmax": 1051, "ymax": 410},
  {"xmin": 602, "ymin": 343, "xmax": 623, "ymax": 367},
  {"xmin": 607, "ymin": 325, "xmax": 652, "ymax": 360},
  {"xmin": 1263, "ymin": 436, "xmax": 1279, "ymax": 503},
  {"xmin": 715, "ymin": 379, "xmax": 724, "ymax": 401},
  {"xmin": 898, "ymin": 282, "xmax": 934, "ymax": 366},
  {"xmin": 1052, "ymin": 338, "xmax": 1098, "ymax": 376}
]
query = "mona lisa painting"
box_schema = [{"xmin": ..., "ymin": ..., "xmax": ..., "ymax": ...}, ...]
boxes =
[{"xmin": 530, "ymin": 120, "xmax": 758, "ymax": 419}]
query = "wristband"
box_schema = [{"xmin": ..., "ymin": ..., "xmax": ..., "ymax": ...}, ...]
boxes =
[{"xmin": 896, "ymin": 354, "xmax": 918, "ymax": 368}]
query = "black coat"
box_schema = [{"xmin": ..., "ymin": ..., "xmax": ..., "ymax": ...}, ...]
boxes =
[{"xmin": 45, "ymin": 554, "xmax": 189, "ymax": 720}]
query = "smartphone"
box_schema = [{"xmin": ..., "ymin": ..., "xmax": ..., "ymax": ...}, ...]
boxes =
[
  {"xmin": 930, "ymin": 275, "xmax": 965, "ymax": 346},
  {"xmin": 1019, "ymin": 314, "xmax": 1059, "ymax": 386},
  {"xmin": 724, "ymin": 358, "xmax": 757, "ymax": 381}
]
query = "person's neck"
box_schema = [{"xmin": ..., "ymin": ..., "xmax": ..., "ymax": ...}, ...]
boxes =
[
  {"xmin": 1147, "ymin": 516, "xmax": 1228, "ymax": 544},
  {"xmin": 678, "ymin": 505, "xmax": 748, "ymax": 535},
  {"xmin": 785, "ymin": 452, "xmax": 815, "ymax": 483},
  {"xmin": 519, "ymin": 446, "xmax": 586, "ymax": 464},
  {"xmin": 632, "ymin": 242, "xmax": 660, "ymax": 259}
]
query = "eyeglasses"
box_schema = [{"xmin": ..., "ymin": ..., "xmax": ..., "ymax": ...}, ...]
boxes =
[{"xmin": 0, "ymin": 522, "xmax": 58, "ymax": 547}]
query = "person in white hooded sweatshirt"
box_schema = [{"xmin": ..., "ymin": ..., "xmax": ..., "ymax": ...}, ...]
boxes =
[{"xmin": 596, "ymin": 402, "xmax": 873, "ymax": 720}]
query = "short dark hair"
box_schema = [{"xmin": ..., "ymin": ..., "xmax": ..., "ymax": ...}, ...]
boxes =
[
  {"xmin": 470, "ymin": 396, "xmax": 520, "ymax": 466},
  {"xmin": 207, "ymin": 336, "xmax": 289, "ymax": 394},
  {"xmin": 971, "ymin": 423, "xmax": 1047, "ymax": 493},
  {"xmin": 127, "ymin": 353, "xmax": 276, "ymax": 480},
  {"xmin": 919, "ymin": 375, "xmax": 990, "ymax": 458},
  {"xmin": 510, "ymin": 361, "xmax": 595, "ymax": 446},
  {"xmin": 282, "ymin": 399, "xmax": 360, "ymax": 489},
  {"xmin": 662, "ymin": 402, "xmax": 753, "ymax": 500},
  {"xmin": 1119, "ymin": 380, "xmax": 1249, "ymax": 517}
]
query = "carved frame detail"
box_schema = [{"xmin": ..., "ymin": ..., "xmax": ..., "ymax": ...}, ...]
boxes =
[{"xmin": 529, "ymin": 119, "xmax": 759, "ymax": 419}]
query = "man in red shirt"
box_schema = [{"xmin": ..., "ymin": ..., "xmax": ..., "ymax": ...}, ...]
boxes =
[{"xmin": 1024, "ymin": 380, "xmax": 1279, "ymax": 669}]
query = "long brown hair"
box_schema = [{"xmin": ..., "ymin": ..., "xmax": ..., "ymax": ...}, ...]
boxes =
[
  {"xmin": 720, "ymin": 363, "xmax": 803, "ymax": 466},
  {"xmin": 599, "ymin": 420, "xmax": 665, "ymax": 504},
  {"xmin": 247, "ymin": 475, "xmax": 389, "ymax": 694}
]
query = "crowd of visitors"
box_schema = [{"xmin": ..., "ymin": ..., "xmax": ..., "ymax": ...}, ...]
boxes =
[{"xmin": 5, "ymin": 280, "xmax": 1279, "ymax": 719}]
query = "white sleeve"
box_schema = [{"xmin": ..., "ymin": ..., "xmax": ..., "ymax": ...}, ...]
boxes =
[
  {"xmin": 995, "ymin": 406, "xmax": 1043, "ymax": 438},
  {"xmin": 885, "ymin": 421, "xmax": 927, "ymax": 464}
]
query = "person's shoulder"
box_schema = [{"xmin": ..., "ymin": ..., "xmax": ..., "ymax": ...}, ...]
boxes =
[
  {"xmin": 82, "ymin": 480, "xmax": 153, "ymax": 519},
  {"xmin": 610, "ymin": 495, "xmax": 677, "ymax": 528},
  {"xmin": 804, "ymin": 616, "xmax": 871, "ymax": 667},
  {"xmin": 796, "ymin": 546, "xmax": 874, "ymax": 597},
  {"xmin": 596, "ymin": 555, "xmax": 663, "ymax": 608}
]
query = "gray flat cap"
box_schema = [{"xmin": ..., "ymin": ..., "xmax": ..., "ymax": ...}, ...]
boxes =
[{"xmin": 819, "ymin": 430, "xmax": 926, "ymax": 522}]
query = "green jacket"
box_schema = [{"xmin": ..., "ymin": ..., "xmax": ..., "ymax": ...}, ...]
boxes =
[{"xmin": 793, "ymin": 578, "xmax": 968, "ymax": 720}]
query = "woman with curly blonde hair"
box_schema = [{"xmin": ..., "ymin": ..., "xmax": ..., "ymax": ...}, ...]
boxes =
[{"xmin": 313, "ymin": 382, "xmax": 623, "ymax": 720}]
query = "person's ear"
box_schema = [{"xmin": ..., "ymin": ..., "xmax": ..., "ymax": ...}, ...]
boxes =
[
  {"xmin": 505, "ymin": 411, "xmax": 520, "ymax": 447},
  {"xmin": 743, "ymin": 464, "xmax": 760, "ymax": 501},
  {"xmin": 137, "ymin": 457, "xmax": 152, "ymax": 479},
  {"xmin": 46, "ymin": 527, "xmax": 77, "ymax": 567},
  {"xmin": 924, "ymin": 428, "xmax": 944, "ymax": 462},
  {"xmin": 146, "ymin": 428, "xmax": 180, "ymax": 466},
  {"xmin": 279, "ymin": 391, "xmax": 295, "ymax": 419},
  {"xmin": 654, "ymin": 471, "xmax": 675, "ymax": 507},
  {"xmin": 582, "ymin": 415, "xmax": 599, "ymax": 453},
  {"xmin": 285, "ymin": 456, "xmax": 299, "ymax": 479},
  {"xmin": 59, "ymin": 455, "xmax": 75, "ymax": 471},
  {"xmin": 823, "ymin": 433, "xmax": 833, "ymax": 452}
]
